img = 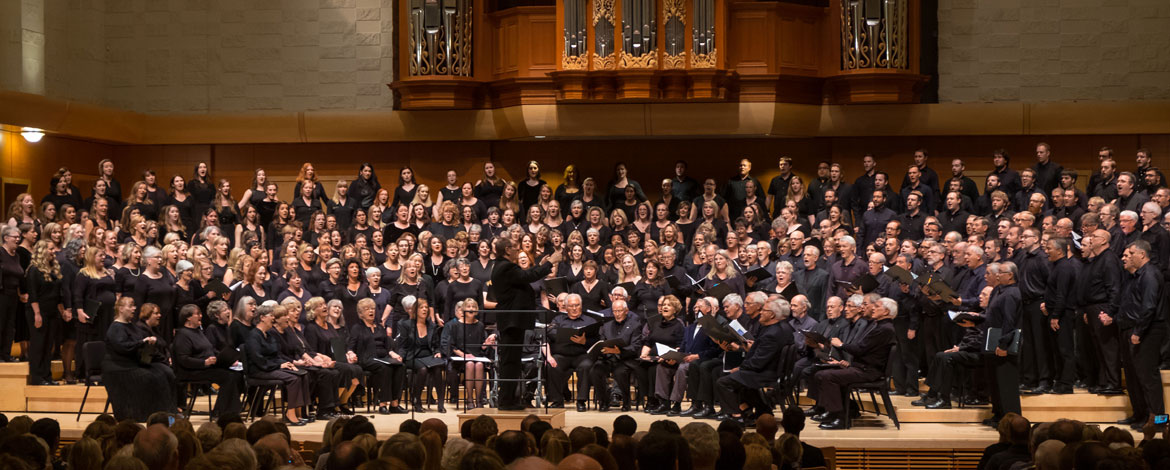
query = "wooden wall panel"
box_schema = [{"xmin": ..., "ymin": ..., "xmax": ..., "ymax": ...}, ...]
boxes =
[
  {"xmin": 727, "ymin": 5, "xmax": 775, "ymax": 74},
  {"xmin": 776, "ymin": 5, "xmax": 823, "ymax": 75}
]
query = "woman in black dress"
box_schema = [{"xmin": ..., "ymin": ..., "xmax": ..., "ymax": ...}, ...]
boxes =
[
  {"xmin": 569, "ymin": 260, "xmax": 609, "ymax": 314},
  {"xmin": 103, "ymin": 297, "xmax": 177, "ymax": 422},
  {"xmin": 334, "ymin": 258, "xmax": 366, "ymax": 327},
  {"xmin": 443, "ymin": 258, "xmax": 483, "ymax": 322},
  {"xmin": 0, "ymin": 226, "xmax": 25, "ymax": 362},
  {"xmin": 441, "ymin": 298, "xmax": 492, "ymax": 409},
  {"xmin": 346, "ymin": 298, "xmax": 406, "ymax": 414},
  {"xmin": 634, "ymin": 295, "xmax": 685, "ymax": 412},
  {"xmin": 469, "ymin": 240, "xmax": 495, "ymax": 285},
  {"xmin": 171, "ymin": 304, "xmax": 244, "ymax": 420},
  {"xmin": 302, "ymin": 297, "xmax": 362, "ymax": 414},
  {"xmin": 204, "ymin": 300, "xmax": 232, "ymax": 351},
  {"xmin": 400, "ymin": 297, "xmax": 446, "ymax": 413},
  {"xmin": 213, "ymin": 179, "xmax": 241, "ymax": 248},
  {"xmin": 388, "ymin": 254, "xmax": 432, "ymax": 335},
  {"xmin": 633, "ymin": 261, "xmax": 672, "ymax": 318},
  {"xmin": 245, "ymin": 304, "xmax": 311, "ymax": 425},
  {"xmin": 348, "ymin": 163, "xmax": 381, "ymax": 210},
  {"xmin": 168, "ymin": 175, "xmax": 195, "ymax": 232},
  {"xmin": 189, "ymin": 162, "xmax": 215, "ymax": 224},
  {"xmin": 133, "ymin": 246, "xmax": 178, "ymax": 344},
  {"xmin": 392, "ymin": 167, "xmax": 418, "ymax": 208},
  {"xmin": 26, "ymin": 240, "xmax": 63, "ymax": 384},
  {"xmin": 230, "ymin": 296, "xmax": 256, "ymax": 348},
  {"xmin": 517, "ymin": 161, "xmax": 546, "ymax": 212},
  {"xmin": 73, "ymin": 247, "xmax": 117, "ymax": 373},
  {"xmin": 272, "ymin": 304, "xmax": 342, "ymax": 420},
  {"xmin": 474, "ymin": 162, "xmax": 505, "ymax": 210}
]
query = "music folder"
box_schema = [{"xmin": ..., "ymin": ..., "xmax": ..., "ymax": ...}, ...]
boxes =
[
  {"xmin": 544, "ymin": 277, "xmax": 569, "ymax": 297},
  {"xmin": 926, "ymin": 278, "xmax": 959, "ymax": 302},
  {"xmin": 882, "ymin": 265, "xmax": 917, "ymax": 285},
  {"xmin": 554, "ymin": 321, "xmax": 602, "ymax": 343},
  {"xmin": 697, "ymin": 315, "xmax": 747, "ymax": 345},
  {"xmin": 205, "ymin": 280, "xmax": 232, "ymax": 298},
  {"xmin": 800, "ymin": 329, "xmax": 829, "ymax": 345},
  {"xmin": 415, "ymin": 356, "xmax": 446, "ymax": 369},
  {"xmin": 743, "ymin": 267, "xmax": 772, "ymax": 282},
  {"xmin": 665, "ymin": 274, "xmax": 701, "ymax": 291},
  {"xmin": 216, "ymin": 345, "xmax": 242, "ymax": 366},
  {"xmin": 777, "ymin": 283, "xmax": 799, "ymax": 301},
  {"xmin": 984, "ymin": 327, "xmax": 1022, "ymax": 355},
  {"xmin": 948, "ymin": 310, "xmax": 985, "ymax": 326},
  {"xmin": 329, "ymin": 337, "xmax": 348, "ymax": 361},
  {"xmin": 706, "ymin": 282, "xmax": 735, "ymax": 301},
  {"xmin": 588, "ymin": 338, "xmax": 628, "ymax": 355}
]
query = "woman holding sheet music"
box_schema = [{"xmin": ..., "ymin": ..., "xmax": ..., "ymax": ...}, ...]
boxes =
[
  {"xmin": 347, "ymin": 298, "xmax": 407, "ymax": 414},
  {"xmin": 442, "ymin": 298, "xmax": 491, "ymax": 409},
  {"xmin": 634, "ymin": 295, "xmax": 685, "ymax": 413},
  {"xmin": 172, "ymin": 304, "xmax": 244, "ymax": 420},
  {"xmin": 400, "ymin": 297, "xmax": 446, "ymax": 413},
  {"xmin": 302, "ymin": 296, "xmax": 362, "ymax": 415},
  {"xmin": 103, "ymin": 297, "xmax": 177, "ymax": 422},
  {"xmin": 703, "ymin": 250, "xmax": 745, "ymax": 301}
]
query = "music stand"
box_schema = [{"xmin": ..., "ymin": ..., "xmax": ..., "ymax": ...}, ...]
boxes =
[{"xmin": 471, "ymin": 309, "xmax": 554, "ymax": 411}]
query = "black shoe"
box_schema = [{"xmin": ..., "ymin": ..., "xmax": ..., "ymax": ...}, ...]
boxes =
[
  {"xmin": 982, "ymin": 418, "xmax": 999, "ymax": 427},
  {"xmin": 1118, "ymin": 416, "xmax": 1138, "ymax": 425},
  {"xmin": 412, "ymin": 402, "xmax": 425, "ymax": 413},
  {"xmin": 681, "ymin": 402, "xmax": 706, "ymax": 417},
  {"xmin": 1074, "ymin": 380, "xmax": 1088, "ymax": 389},
  {"xmin": 339, "ymin": 405, "xmax": 354, "ymax": 415},
  {"xmin": 620, "ymin": 402, "xmax": 631, "ymax": 412},
  {"xmin": 1099, "ymin": 388, "xmax": 1125, "ymax": 395},
  {"xmin": 667, "ymin": 402, "xmax": 683, "ymax": 416},
  {"xmin": 712, "ymin": 413, "xmax": 730, "ymax": 422},
  {"xmin": 695, "ymin": 407, "xmax": 717, "ymax": 419},
  {"xmin": 902, "ymin": 390, "xmax": 919, "ymax": 397},
  {"xmin": 811, "ymin": 411, "xmax": 831, "ymax": 422},
  {"xmin": 437, "ymin": 403, "xmax": 447, "ymax": 414},
  {"xmin": 643, "ymin": 398, "xmax": 658, "ymax": 413},
  {"xmin": 599, "ymin": 402, "xmax": 611, "ymax": 412},
  {"xmin": 803, "ymin": 406, "xmax": 825, "ymax": 417},
  {"xmin": 1051, "ymin": 386, "xmax": 1074, "ymax": 394},
  {"xmin": 284, "ymin": 417, "xmax": 307, "ymax": 426},
  {"xmin": 962, "ymin": 396, "xmax": 989, "ymax": 406},
  {"xmin": 549, "ymin": 401, "xmax": 565, "ymax": 409},
  {"xmin": 378, "ymin": 406, "xmax": 389, "ymax": 414},
  {"xmin": 818, "ymin": 418, "xmax": 847, "ymax": 430},
  {"xmin": 391, "ymin": 405, "xmax": 408, "ymax": 414},
  {"xmin": 911, "ymin": 394, "xmax": 936, "ymax": 407},
  {"xmin": 925, "ymin": 398, "xmax": 952, "ymax": 409},
  {"xmin": 576, "ymin": 401, "xmax": 587, "ymax": 412},
  {"xmin": 318, "ymin": 411, "xmax": 339, "ymax": 420},
  {"xmin": 740, "ymin": 415, "xmax": 756, "ymax": 428},
  {"xmin": 649, "ymin": 402, "xmax": 670, "ymax": 415}
]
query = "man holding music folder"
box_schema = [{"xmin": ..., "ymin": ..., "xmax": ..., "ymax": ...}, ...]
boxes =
[
  {"xmin": 547, "ymin": 293, "xmax": 601, "ymax": 411},
  {"xmin": 713, "ymin": 298, "xmax": 793, "ymax": 426},
  {"xmin": 588, "ymin": 300, "xmax": 643, "ymax": 412},
  {"xmin": 980, "ymin": 261, "xmax": 1024, "ymax": 428}
]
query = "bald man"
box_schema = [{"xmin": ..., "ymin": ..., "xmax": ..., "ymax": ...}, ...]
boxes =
[
  {"xmin": 557, "ymin": 454, "xmax": 603, "ymax": 470},
  {"xmin": 1078, "ymin": 229, "xmax": 1124, "ymax": 395}
]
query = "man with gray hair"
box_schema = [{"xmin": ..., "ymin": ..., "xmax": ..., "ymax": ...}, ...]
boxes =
[
  {"xmin": 808, "ymin": 297, "xmax": 897, "ymax": 429},
  {"xmin": 680, "ymin": 422, "xmax": 720, "ymax": 470},
  {"xmin": 793, "ymin": 245, "xmax": 829, "ymax": 321},
  {"xmin": 589, "ymin": 299, "xmax": 643, "ymax": 412},
  {"xmin": 1115, "ymin": 210, "xmax": 1141, "ymax": 258},
  {"xmin": 713, "ymin": 298, "xmax": 793, "ymax": 425},
  {"xmin": 827, "ymin": 235, "xmax": 867, "ymax": 299},
  {"xmin": 548, "ymin": 293, "xmax": 598, "ymax": 411},
  {"xmin": 133, "ymin": 424, "xmax": 180, "ymax": 470},
  {"xmin": 788, "ymin": 295, "xmax": 817, "ymax": 345}
]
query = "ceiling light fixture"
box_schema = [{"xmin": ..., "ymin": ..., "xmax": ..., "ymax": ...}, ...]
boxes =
[{"xmin": 21, "ymin": 127, "xmax": 44, "ymax": 143}]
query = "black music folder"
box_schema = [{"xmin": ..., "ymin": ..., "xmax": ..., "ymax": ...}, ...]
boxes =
[{"xmin": 554, "ymin": 322, "xmax": 602, "ymax": 343}]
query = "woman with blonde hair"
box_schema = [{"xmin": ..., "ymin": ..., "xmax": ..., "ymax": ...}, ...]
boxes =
[
  {"xmin": 704, "ymin": 249, "xmax": 745, "ymax": 300},
  {"xmin": 442, "ymin": 298, "xmax": 491, "ymax": 408},
  {"xmin": 26, "ymin": 240, "xmax": 64, "ymax": 385},
  {"xmin": 6, "ymin": 193, "xmax": 35, "ymax": 227},
  {"xmin": 499, "ymin": 181, "xmax": 521, "ymax": 214}
]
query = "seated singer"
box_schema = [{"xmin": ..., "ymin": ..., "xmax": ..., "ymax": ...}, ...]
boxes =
[
  {"xmin": 347, "ymin": 298, "xmax": 407, "ymax": 414},
  {"xmin": 548, "ymin": 293, "xmax": 599, "ymax": 411},
  {"xmin": 807, "ymin": 297, "xmax": 897, "ymax": 430},
  {"xmin": 713, "ymin": 297, "xmax": 793, "ymax": 426},
  {"xmin": 660, "ymin": 295, "xmax": 723, "ymax": 416},
  {"xmin": 589, "ymin": 299, "xmax": 643, "ymax": 412}
]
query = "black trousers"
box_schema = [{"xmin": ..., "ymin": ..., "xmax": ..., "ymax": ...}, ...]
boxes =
[
  {"xmin": 715, "ymin": 374, "xmax": 767, "ymax": 416},
  {"xmin": 986, "ymin": 354, "xmax": 1021, "ymax": 420},
  {"xmin": 809, "ymin": 365, "xmax": 882, "ymax": 414},
  {"xmin": 1055, "ymin": 314, "xmax": 1078, "ymax": 389},
  {"xmin": 920, "ymin": 315, "xmax": 948, "ymax": 375},
  {"xmin": 361, "ymin": 360, "xmax": 405, "ymax": 403},
  {"xmin": 1019, "ymin": 301, "xmax": 1053, "ymax": 386},
  {"xmin": 549, "ymin": 353, "xmax": 593, "ymax": 403},
  {"xmin": 1076, "ymin": 312, "xmax": 1099, "ymax": 387},
  {"xmin": 180, "ymin": 368, "xmax": 244, "ymax": 418},
  {"xmin": 590, "ymin": 357, "xmax": 635, "ymax": 405},
  {"xmin": 892, "ymin": 318, "xmax": 921, "ymax": 394},
  {"xmin": 250, "ymin": 369, "xmax": 310, "ymax": 409},
  {"xmin": 1086, "ymin": 305, "xmax": 1122, "ymax": 389},
  {"xmin": 308, "ymin": 367, "xmax": 341, "ymax": 409},
  {"xmin": 496, "ymin": 327, "xmax": 525, "ymax": 407},
  {"xmin": 0, "ymin": 293, "xmax": 19, "ymax": 360},
  {"xmin": 26, "ymin": 306, "xmax": 60, "ymax": 382},
  {"xmin": 1122, "ymin": 324, "xmax": 1167, "ymax": 419},
  {"xmin": 690, "ymin": 358, "xmax": 724, "ymax": 404},
  {"xmin": 925, "ymin": 350, "xmax": 982, "ymax": 399}
]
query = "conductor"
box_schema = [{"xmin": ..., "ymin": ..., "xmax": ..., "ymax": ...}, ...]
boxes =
[{"xmin": 490, "ymin": 237, "xmax": 563, "ymax": 410}]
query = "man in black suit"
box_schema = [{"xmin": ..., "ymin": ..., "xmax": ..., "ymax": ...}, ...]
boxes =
[
  {"xmin": 809, "ymin": 296, "xmax": 896, "ymax": 430},
  {"xmin": 1117, "ymin": 240, "xmax": 1166, "ymax": 430},
  {"xmin": 713, "ymin": 297, "xmax": 794, "ymax": 426},
  {"xmin": 489, "ymin": 237, "xmax": 562, "ymax": 410}
]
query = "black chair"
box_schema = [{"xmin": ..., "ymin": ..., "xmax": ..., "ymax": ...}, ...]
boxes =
[
  {"xmin": 177, "ymin": 378, "xmax": 214, "ymax": 416},
  {"xmin": 76, "ymin": 341, "xmax": 111, "ymax": 421},
  {"xmin": 239, "ymin": 344, "xmax": 284, "ymax": 421},
  {"xmin": 843, "ymin": 344, "xmax": 900, "ymax": 430},
  {"xmin": 759, "ymin": 344, "xmax": 799, "ymax": 413}
]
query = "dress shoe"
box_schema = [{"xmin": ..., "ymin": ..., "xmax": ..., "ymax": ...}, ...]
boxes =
[
  {"xmin": 576, "ymin": 401, "xmax": 587, "ymax": 412},
  {"xmin": 412, "ymin": 403, "xmax": 425, "ymax": 413},
  {"xmin": 680, "ymin": 402, "xmax": 705, "ymax": 417},
  {"xmin": 818, "ymin": 418, "xmax": 847, "ymax": 430},
  {"xmin": 712, "ymin": 413, "xmax": 730, "ymax": 422},
  {"xmin": 1099, "ymin": 388, "xmax": 1125, "ymax": 395},
  {"xmin": 667, "ymin": 402, "xmax": 683, "ymax": 416},
  {"xmin": 437, "ymin": 403, "xmax": 447, "ymax": 414},
  {"xmin": 1118, "ymin": 416, "xmax": 1138, "ymax": 425},
  {"xmin": 499, "ymin": 403, "xmax": 526, "ymax": 411},
  {"xmin": 925, "ymin": 398, "xmax": 952, "ymax": 409},
  {"xmin": 1050, "ymin": 386, "xmax": 1074, "ymax": 394},
  {"xmin": 549, "ymin": 401, "xmax": 565, "ymax": 409},
  {"xmin": 962, "ymin": 396, "xmax": 989, "ymax": 406},
  {"xmin": 339, "ymin": 405, "xmax": 354, "ymax": 415},
  {"xmin": 695, "ymin": 407, "xmax": 717, "ymax": 419},
  {"xmin": 811, "ymin": 411, "xmax": 831, "ymax": 422},
  {"xmin": 982, "ymin": 418, "xmax": 1000, "ymax": 428},
  {"xmin": 599, "ymin": 402, "xmax": 611, "ymax": 412},
  {"xmin": 620, "ymin": 402, "xmax": 631, "ymax": 412},
  {"xmin": 378, "ymin": 406, "xmax": 389, "ymax": 414},
  {"xmin": 911, "ymin": 394, "xmax": 936, "ymax": 407},
  {"xmin": 1088, "ymin": 385, "xmax": 1104, "ymax": 394},
  {"xmin": 649, "ymin": 402, "xmax": 671, "ymax": 415},
  {"xmin": 391, "ymin": 405, "xmax": 408, "ymax": 414},
  {"xmin": 803, "ymin": 406, "xmax": 825, "ymax": 417},
  {"xmin": 283, "ymin": 418, "xmax": 306, "ymax": 426},
  {"xmin": 902, "ymin": 390, "xmax": 919, "ymax": 397},
  {"xmin": 318, "ymin": 411, "xmax": 338, "ymax": 420}
]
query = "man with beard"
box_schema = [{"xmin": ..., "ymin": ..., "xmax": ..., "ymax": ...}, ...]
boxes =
[
  {"xmin": 902, "ymin": 166, "xmax": 936, "ymax": 215},
  {"xmin": 1092, "ymin": 158, "xmax": 1119, "ymax": 202},
  {"xmin": 948, "ymin": 158, "xmax": 981, "ymax": 203},
  {"xmin": 860, "ymin": 191, "xmax": 896, "ymax": 248},
  {"xmin": 1014, "ymin": 168, "xmax": 1046, "ymax": 213},
  {"xmin": 1136, "ymin": 149, "xmax": 1165, "ymax": 194},
  {"xmin": 989, "ymin": 149, "xmax": 1021, "ymax": 196},
  {"xmin": 902, "ymin": 149, "xmax": 941, "ymax": 198}
]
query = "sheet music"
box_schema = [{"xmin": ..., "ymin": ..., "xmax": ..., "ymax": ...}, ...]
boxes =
[
  {"xmin": 728, "ymin": 319, "xmax": 747, "ymax": 336},
  {"xmin": 655, "ymin": 342, "xmax": 676, "ymax": 356},
  {"xmin": 947, "ymin": 310, "xmax": 961, "ymax": 321},
  {"xmin": 450, "ymin": 356, "xmax": 491, "ymax": 363}
]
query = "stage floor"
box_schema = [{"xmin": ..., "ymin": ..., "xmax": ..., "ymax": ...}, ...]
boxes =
[{"xmin": 41, "ymin": 408, "xmax": 1004, "ymax": 449}]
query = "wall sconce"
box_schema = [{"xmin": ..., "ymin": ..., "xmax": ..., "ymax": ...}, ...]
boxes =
[{"xmin": 21, "ymin": 127, "xmax": 44, "ymax": 143}]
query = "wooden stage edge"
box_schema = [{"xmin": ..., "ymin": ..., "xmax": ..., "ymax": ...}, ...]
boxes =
[{"xmin": 18, "ymin": 409, "xmax": 1009, "ymax": 450}]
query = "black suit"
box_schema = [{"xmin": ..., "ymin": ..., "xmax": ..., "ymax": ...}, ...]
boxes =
[
  {"xmin": 490, "ymin": 258, "xmax": 553, "ymax": 407},
  {"xmin": 808, "ymin": 318, "xmax": 895, "ymax": 415},
  {"xmin": 715, "ymin": 321, "xmax": 793, "ymax": 414}
]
